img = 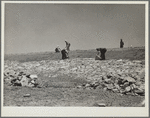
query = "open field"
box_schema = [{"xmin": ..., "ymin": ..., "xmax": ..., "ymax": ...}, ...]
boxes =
[
  {"xmin": 5, "ymin": 47, "xmax": 145, "ymax": 62},
  {"xmin": 3, "ymin": 47, "xmax": 145, "ymax": 107}
]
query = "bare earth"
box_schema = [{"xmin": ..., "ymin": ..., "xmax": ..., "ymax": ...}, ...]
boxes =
[{"xmin": 4, "ymin": 47, "xmax": 145, "ymax": 107}]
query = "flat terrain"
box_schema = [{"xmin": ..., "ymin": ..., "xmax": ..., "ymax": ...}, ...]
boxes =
[
  {"xmin": 5, "ymin": 47, "xmax": 145, "ymax": 62},
  {"xmin": 4, "ymin": 47, "xmax": 145, "ymax": 107}
]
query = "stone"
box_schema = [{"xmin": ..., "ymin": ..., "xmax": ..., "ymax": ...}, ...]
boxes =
[
  {"xmin": 11, "ymin": 78, "xmax": 17, "ymax": 84},
  {"xmin": 94, "ymin": 99, "xmax": 106, "ymax": 107},
  {"xmin": 134, "ymin": 89, "xmax": 144, "ymax": 95},
  {"xmin": 130, "ymin": 84, "xmax": 137, "ymax": 90},
  {"xmin": 18, "ymin": 71, "xmax": 25, "ymax": 76},
  {"xmin": 139, "ymin": 84, "xmax": 145, "ymax": 90},
  {"xmin": 132, "ymin": 60, "xmax": 142, "ymax": 63},
  {"xmin": 120, "ymin": 89, "xmax": 126, "ymax": 94},
  {"xmin": 85, "ymin": 83, "xmax": 91, "ymax": 88},
  {"xmin": 106, "ymin": 84, "xmax": 114, "ymax": 90},
  {"xmin": 77, "ymin": 85, "xmax": 82, "ymax": 89},
  {"xmin": 30, "ymin": 80, "xmax": 35, "ymax": 84},
  {"xmin": 103, "ymin": 87, "xmax": 107, "ymax": 91},
  {"xmin": 96, "ymin": 103, "xmax": 106, "ymax": 107},
  {"xmin": 29, "ymin": 74, "xmax": 38, "ymax": 80},
  {"xmin": 20, "ymin": 76, "xmax": 29, "ymax": 87},
  {"xmin": 135, "ymin": 81, "xmax": 142, "ymax": 86},
  {"xmin": 104, "ymin": 79, "xmax": 112, "ymax": 84},
  {"xmin": 124, "ymin": 77, "xmax": 136, "ymax": 83},
  {"xmin": 125, "ymin": 86, "xmax": 131, "ymax": 92},
  {"xmin": 112, "ymin": 88, "xmax": 119, "ymax": 92},
  {"xmin": 114, "ymin": 83, "xmax": 120, "ymax": 90},
  {"xmin": 13, "ymin": 80, "xmax": 21, "ymax": 86},
  {"xmin": 114, "ymin": 79, "xmax": 119, "ymax": 84},
  {"xmin": 122, "ymin": 82, "xmax": 130, "ymax": 89},
  {"xmin": 28, "ymin": 83, "xmax": 35, "ymax": 87},
  {"xmin": 102, "ymin": 76, "xmax": 107, "ymax": 80},
  {"xmin": 107, "ymin": 74, "xmax": 113, "ymax": 78},
  {"xmin": 23, "ymin": 94, "xmax": 31, "ymax": 97},
  {"xmin": 117, "ymin": 59, "xmax": 123, "ymax": 62}
]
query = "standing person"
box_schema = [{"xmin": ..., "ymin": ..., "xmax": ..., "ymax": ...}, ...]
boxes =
[
  {"xmin": 120, "ymin": 39, "xmax": 124, "ymax": 48},
  {"xmin": 65, "ymin": 40, "xmax": 71, "ymax": 51}
]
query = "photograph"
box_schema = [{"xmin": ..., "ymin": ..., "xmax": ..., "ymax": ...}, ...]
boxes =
[{"xmin": 1, "ymin": 1, "xmax": 149, "ymax": 117}]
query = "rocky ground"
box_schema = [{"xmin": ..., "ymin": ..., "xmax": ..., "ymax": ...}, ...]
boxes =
[{"xmin": 3, "ymin": 47, "xmax": 145, "ymax": 107}]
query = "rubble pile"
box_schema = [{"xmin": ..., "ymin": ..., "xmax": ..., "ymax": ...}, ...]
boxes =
[
  {"xmin": 4, "ymin": 68, "xmax": 38, "ymax": 87},
  {"xmin": 4, "ymin": 58, "xmax": 145, "ymax": 95},
  {"xmin": 78, "ymin": 69, "xmax": 145, "ymax": 96}
]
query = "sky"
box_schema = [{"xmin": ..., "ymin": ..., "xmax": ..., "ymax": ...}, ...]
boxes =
[{"xmin": 4, "ymin": 3, "xmax": 145, "ymax": 54}]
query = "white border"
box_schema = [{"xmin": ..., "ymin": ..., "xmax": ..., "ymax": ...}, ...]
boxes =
[
  {"xmin": 1, "ymin": 1, "xmax": 148, "ymax": 4},
  {"xmin": 1, "ymin": 1, "xmax": 5, "ymax": 116},
  {"xmin": 1, "ymin": 1, "xmax": 149, "ymax": 117}
]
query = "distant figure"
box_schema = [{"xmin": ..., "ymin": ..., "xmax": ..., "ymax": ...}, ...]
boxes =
[
  {"xmin": 55, "ymin": 45, "xmax": 61, "ymax": 53},
  {"xmin": 120, "ymin": 39, "xmax": 124, "ymax": 48},
  {"xmin": 61, "ymin": 49, "xmax": 69, "ymax": 59},
  {"xmin": 60, "ymin": 41, "xmax": 70, "ymax": 59},
  {"xmin": 95, "ymin": 48, "xmax": 107, "ymax": 60},
  {"xmin": 65, "ymin": 41, "xmax": 71, "ymax": 51}
]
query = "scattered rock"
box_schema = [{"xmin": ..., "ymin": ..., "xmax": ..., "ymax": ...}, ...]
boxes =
[
  {"xmin": 29, "ymin": 74, "xmax": 38, "ymax": 80},
  {"xmin": 125, "ymin": 86, "xmax": 131, "ymax": 92},
  {"xmin": 4, "ymin": 70, "xmax": 38, "ymax": 87},
  {"xmin": 124, "ymin": 76, "xmax": 136, "ymax": 83},
  {"xmin": 134, "ymin": 89, "xmax": 145, "ymax": 95},
  {"xmin": 93, "ymin": 99, "xmax": 106, "ymax": 107},
  {"xmin": 106, "ymin": 84, "xmax": 114, "ymax": 90},
  {"xmin": 76, "ymin": 85, "xmax": 82, "ymax": 89},
  {"xmin": 4, "ymin": 58, "xmax": 145, "ymax": 96},
  {"xmin": 95, "ymin": 103, "xmax": 106, "ymax": 107},
  {"xmin": 23, "ymin": 94, "xmax": 31, "ymax": 97},
  {"xmin": 85, "ymin": 83, "xmax": 91, "ymax": 88}
]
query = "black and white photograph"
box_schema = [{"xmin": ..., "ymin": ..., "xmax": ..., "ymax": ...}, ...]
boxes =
[{"xmin": 1, "ymin": 1, "xmax": 149, "ymax": 117}]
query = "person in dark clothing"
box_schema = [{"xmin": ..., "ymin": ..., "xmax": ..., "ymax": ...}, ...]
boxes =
[
  {"xmin": 95, "ymin": 48, "xmax": 107, "ymax": 60},
  {"xmin": 55, "ymin": 45, "xmax": 61, "ymax": 53},
  {"xmin": 120, "ymin": 39, "xmax": 124, "ymax": 48},
  {"xmin": 61, "ymin": 49, "xmax": 69, "ymax": 59}
]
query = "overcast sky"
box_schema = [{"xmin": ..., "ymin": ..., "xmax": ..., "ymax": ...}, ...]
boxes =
[{"xmin": 4, "ymin": 3, "xmax": 145, "ymax": 54}]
